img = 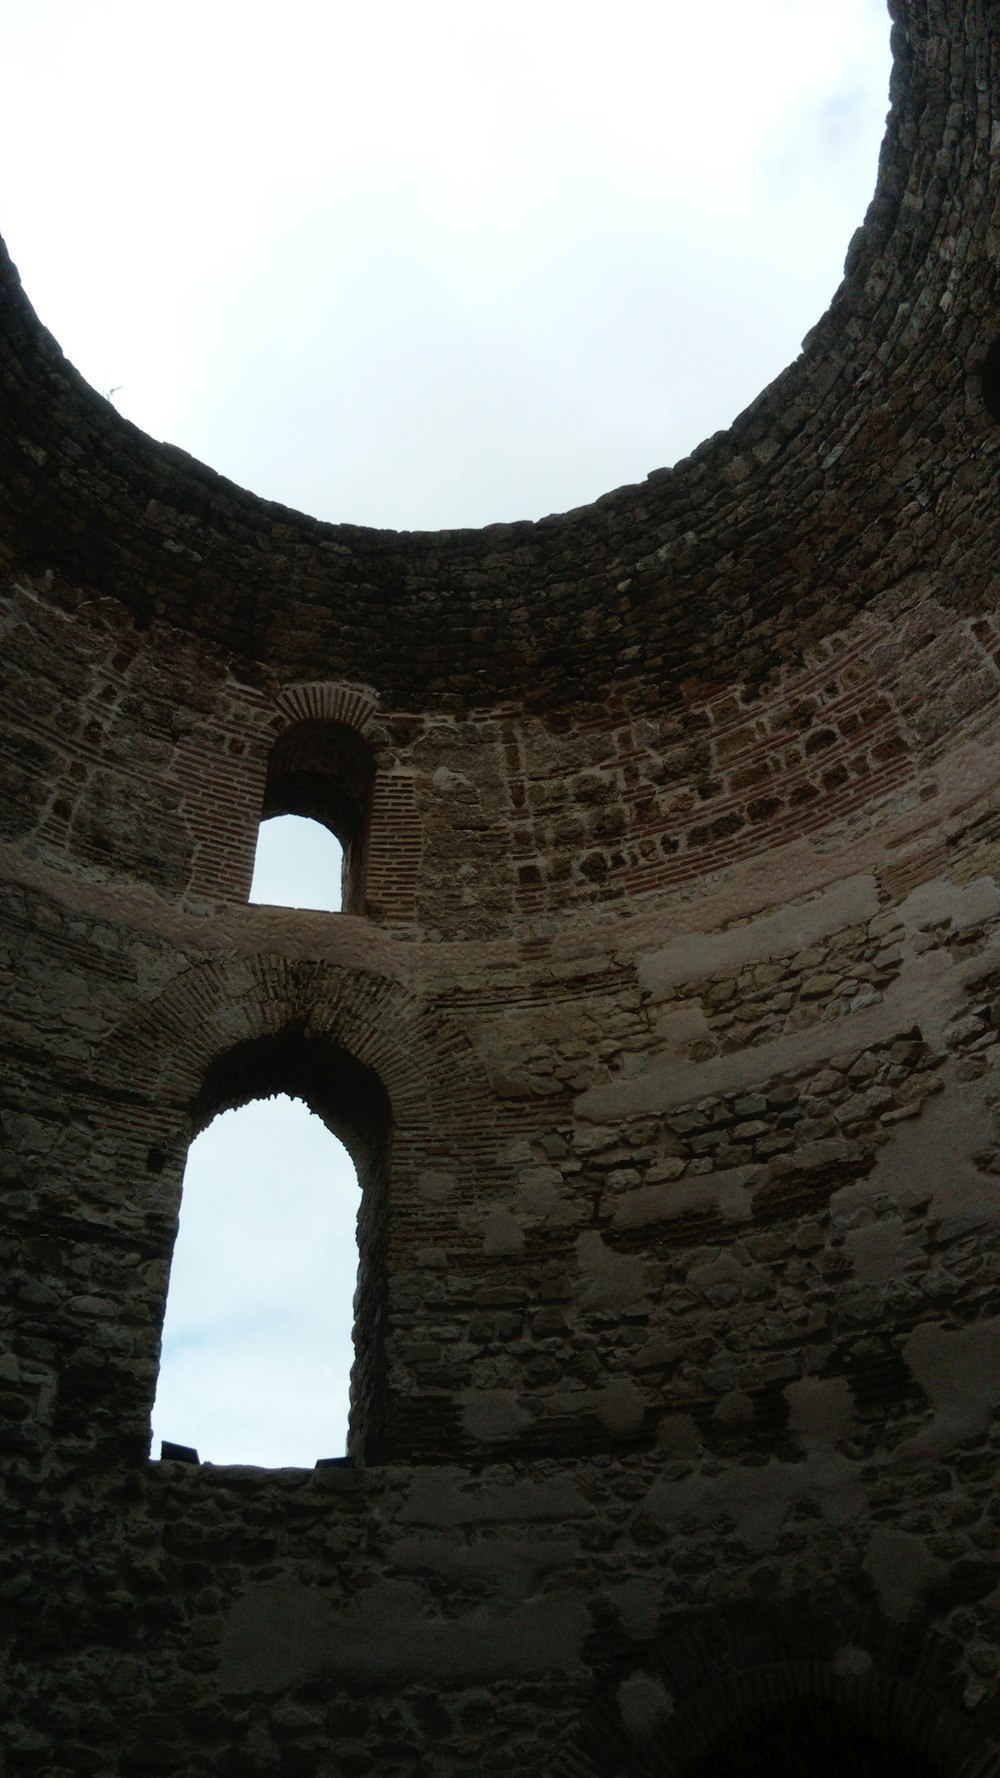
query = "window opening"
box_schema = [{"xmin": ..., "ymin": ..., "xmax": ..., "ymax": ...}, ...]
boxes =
[
  {"xmin": 151, "ymin": 1094, "xmax": 361, "ymax": 1468},
  {"xmin": 249, "ymin": 813, "xmax": 344, "ymax": 912},
  {"xmin": 255, "ymin": 719, "xmax": 375, "ymax": 914}
]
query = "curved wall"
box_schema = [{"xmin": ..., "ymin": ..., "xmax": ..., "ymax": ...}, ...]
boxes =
[{"xmin": 5, "ymin": 1, "xmax": 1000, "ymax": 1772}]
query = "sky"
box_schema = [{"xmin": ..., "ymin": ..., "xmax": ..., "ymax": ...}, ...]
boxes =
[
  {"xmin": 1, "ymin": 1, "xmax": 892, "ymax": 1463},
  {"xmin": 2, "ymin": 0, "xmax": 890, "ymax": 530},
  {"xmin": 152, "ymin": 1091, "xmax": 360, "ymax": 1467}
]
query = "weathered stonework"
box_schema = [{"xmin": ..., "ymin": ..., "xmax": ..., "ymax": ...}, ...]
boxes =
[{"xmin": 6, "ymin": 1, "xmax": 1000, "ymax": 1770}]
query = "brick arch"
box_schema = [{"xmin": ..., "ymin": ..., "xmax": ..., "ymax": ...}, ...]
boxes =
[
  {"xmin": 100, "ymin": 953, "xmax": 492, "ymax": 1138},
  {"xmin": 548, "ymin": 1606, "xmax": 998, "ymax": 1778},
  {"xmin": 271, "ymin": 679, "xmax": 380, "ymax": 738},
  {"xmin": 100, "ymin": 954, "xmax": 498, "ymax": 1461},
  {"xmin": 177, "ymin": 679, "xmax": 393, "ymax": 916},
  {"xmin": 262, "ymin": 681, "xmax": 420, "ymax": 934}
]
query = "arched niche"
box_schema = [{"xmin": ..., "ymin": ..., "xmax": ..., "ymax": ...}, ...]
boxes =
[{"xmin": 546, "ymin": 1604, "xmax": 998, "ymax": 1778}]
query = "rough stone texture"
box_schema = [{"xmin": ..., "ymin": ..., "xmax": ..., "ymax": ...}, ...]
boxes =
[{"xmin": 6, "ymin": 1, "xmax": 1000, "ymax": 1770}]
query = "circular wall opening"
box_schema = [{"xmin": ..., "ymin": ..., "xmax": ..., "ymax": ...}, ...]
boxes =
[{"xmin": 0, "ymin": 0, "xmax": 891, "ymax": 529}]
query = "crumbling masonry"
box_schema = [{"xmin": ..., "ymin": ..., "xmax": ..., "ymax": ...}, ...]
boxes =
[{"xmin": 5, "ymin": 2, "xmax": 1000, "ymax": 1771}]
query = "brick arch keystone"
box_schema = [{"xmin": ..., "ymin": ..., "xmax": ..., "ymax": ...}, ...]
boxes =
[{"xmin": 271, "ymin": 679, "xmax": 380, "ymax": 737}]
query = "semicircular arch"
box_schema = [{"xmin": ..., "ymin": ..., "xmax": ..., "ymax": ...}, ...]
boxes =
[
  {"xmin": 547, "ymin": 1605, "xmax": 999, "ymax": 1778},
  {"xmin": 100, "ymin": 953, "xmax": 492, "ymax": 1141}
]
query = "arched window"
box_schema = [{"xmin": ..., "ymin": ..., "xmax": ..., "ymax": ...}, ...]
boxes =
[
  {"xmin": 255, "ymin": 719, "xmax": 375, "ymax": 915},
  {"xmin": 151, "ymin": 1095, "xmax": 360, "ymax": 1466},
  {"xmin": 152, "ymin": 1026, "xmax": 392, "ymax": 1466}
]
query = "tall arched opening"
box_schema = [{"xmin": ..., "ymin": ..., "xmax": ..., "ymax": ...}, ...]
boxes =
[{"xmin": 153, "ymin": 1023, "xmax": 392, "ymax": 1466}]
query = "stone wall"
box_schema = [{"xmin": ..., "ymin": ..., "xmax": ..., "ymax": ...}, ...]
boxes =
[{"xmin": 5, "ymin": 0, "xmax": 1000, "ymax": 1772}]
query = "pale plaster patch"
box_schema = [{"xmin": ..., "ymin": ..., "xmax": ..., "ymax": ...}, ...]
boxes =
[
  {"xmin": 785, "ymin": 1375, "xmax": 854, "ymax": 1448},
  {"xmin": 714, "ymin": 1390, "xmax": 754, "ymax": 1425},
  {"xmin": 903, "ymin": 1317, "xmax": 1000, "ymax": 1452},
  {"xmin": 596, "ymin": 1379, "xmax": 646, "ymax": 1436},
  {"xmin": 219, "ymin": 1581, "xmax": 331, "ymax": 1693},
  {"xmin": 687, "ymin": 1251, "xmax": 743, "ymax": 1295},
  {"xmin": 843, "ymin": 1217, "xmax": 924, "ymax": 1286},
  {"xmin": 609, "ymin": 1165, "xmax": 759, "ymax": 1230},
  {"xmin": 617, "ymin": 1670, "xmax": 674, "ymax": 1740},
  {"xmin": 459, "ymin": 1388, "xmax": 532, "ymax": 1445},
  {"xmin": 481, "ymin": 1207, "xmax": 525, "ymax": 1256},
  {"xmin": 544, "ymin": 1379, "xmax": 645, "ymax": 1437},
  {"xmin": 644, "ymin": 1450, "xmax": 864, "ymax": 1553},
  {"xmin": 416, "ymin": 1169, "xmax": 457, "ymax": 1201},
  {"xmin": 655, "ymin": 1003, "xmax": 713, "ymax": 1051},
  {"xmin": 577, "ymin": 947, "xmax": 956, "ymax": 1120},
  {"xmin": 219, "ymin": 1578, "xmax": 588, "ymax": 1689},
  {"xmin": 514, "ymin": 1165, "xmax": 569, "ymax": 1221},
  {"xmin": 576, "ymin": 1229, "xmax": 649, "ymax": 1309},
  {"xmin": 654, "ymin": 1413, "xmax": 703, "ymax": 1456},
  {"xmin": 398, "ymin": 1471, "xmax": 586, "ymax": 1527},
  {"xmin": 391, "ymin": 1535, "xmax": 578, "ymax": 1601},
  {"xmin": 601, "ymin": 1578, "xmax": 662, "ymax": 1641},
  {"xmin": 863, "ymin": 1528, "xmax": 945, "ymax": 1622},
  {"xmin": 497, "ymin": 1137, "xmax": 533, "ymax": 1166},
  {"xmin": 833, "ymin": 1064, "xmax": 997, "ymax": 1226},
  {"xmin": 832, "ymin": 1644, "xmax": 874, "ymax": 1679},
  {"xmin": 636, "ymin": 874, "xmax": 879, "ymax": 999},
  {"xmin": 898, "ymin": 875, "xmax": 1000, "ymax": 937}
]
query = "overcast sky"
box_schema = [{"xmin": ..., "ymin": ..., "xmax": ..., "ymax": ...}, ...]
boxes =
[
  {"xmin": 3, "ymin": 0, "xmax": 889, "ymax": 530},
  {"xmin": 1, "ymin": 1, "xmax": 892, "ymax": 1464}
]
